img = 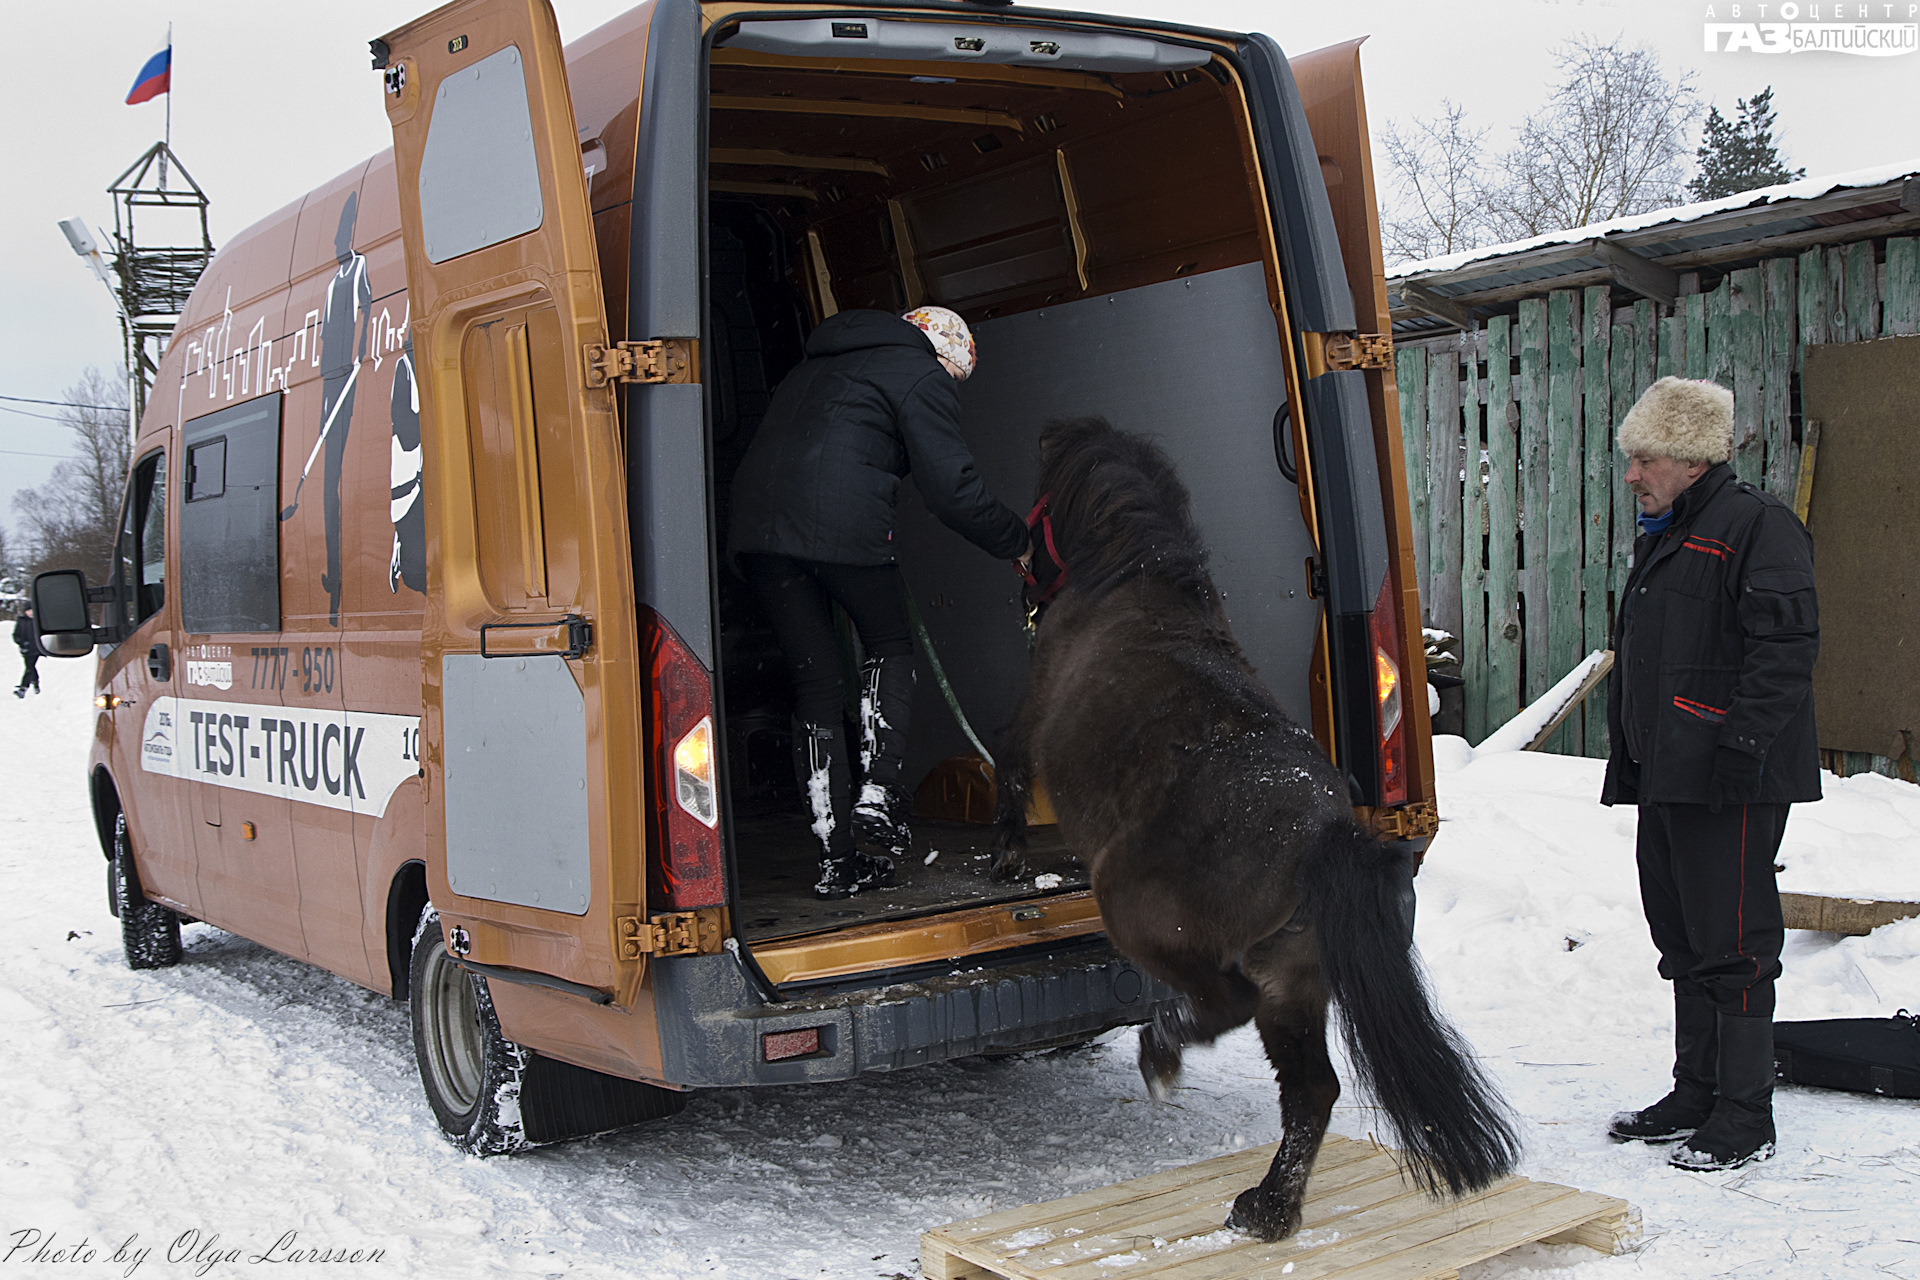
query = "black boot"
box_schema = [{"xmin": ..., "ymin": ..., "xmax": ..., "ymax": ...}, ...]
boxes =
[
  {"xmin": 852, "ymin": 654, "xmax": 915, "ymax": 857},
  {"xmin": 797, "ymin": 721, "xmax": 895, "ymax": 899},
  {"xmin": 1609, "ymin": 990, "xmax": 1718, "ymax": 1143},
  {"xmin": 1671, "ymin": 1011, "xmax": 1776, "ymax": 1171}
]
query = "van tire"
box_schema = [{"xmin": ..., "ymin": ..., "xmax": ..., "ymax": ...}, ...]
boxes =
[
  {"xmin": 113, "ymin": 814, "xmax": 182, "ymax": 970},
  {"xmin": 409, "ymin": 906, "xmax": 530, "ymax": 1156}
]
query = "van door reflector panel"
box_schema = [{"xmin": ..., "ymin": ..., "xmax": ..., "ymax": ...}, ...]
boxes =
[
  {"xmin": 1369, "ymin": 575, "xmax": 1408, "ymax": 807},
  {"xmin": 646, "ymin": 612, "xmax": 725, "ymax": 910},
  {"xmin": 762, "ymin": 1027, "xmax": 822, "ymax": 1062}
]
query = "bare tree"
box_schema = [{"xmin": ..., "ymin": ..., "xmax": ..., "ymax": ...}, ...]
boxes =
[
  {"xmin": 12, "ymin": 368, "xmax": 133, "ymax": 587},
  {"xmin": 1379, "ymin": 101, "xmax": 1495, "ymax": 265},
  {"xmin": 1486, "ymin": 35, "xmax": 1699, "ymax": 241},
  {"xmin": 0, "ymin": 524, "xmax": 26, "ymax": 616}
]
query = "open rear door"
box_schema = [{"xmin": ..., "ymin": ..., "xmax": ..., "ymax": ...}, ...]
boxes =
[
  {"xmin": 1285, "ymin": 39, "xmax": 1436, "ymax": 831},
  {"xmin": 1233, "ymin": 34, "xmax": 1436, "ymax": 838},
  {"xmin": 378, "ymin": 0, "xmax": 652, "ymax": 999}
]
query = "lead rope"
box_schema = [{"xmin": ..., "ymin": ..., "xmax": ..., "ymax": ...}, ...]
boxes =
[{"xmin": 903, "ymin": 587, "xmax": 995, "ymax": 770}]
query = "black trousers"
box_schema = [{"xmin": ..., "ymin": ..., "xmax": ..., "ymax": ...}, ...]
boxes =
[
  {"xmin": 16, "ymin": 651, "xmax": 37, "ymax": 692},
  {"xmin": 1636, "ymin": 801, "xmax": 1788, "ymax": 1018},
  {"xmin": 740, "ymin": 554, "xmax": 912, "ymax": 724}
]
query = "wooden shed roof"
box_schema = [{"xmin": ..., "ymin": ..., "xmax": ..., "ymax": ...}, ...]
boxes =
[{"xmin": 1386, "ymin": 160, "xmax": 1920, "ymax": 337}]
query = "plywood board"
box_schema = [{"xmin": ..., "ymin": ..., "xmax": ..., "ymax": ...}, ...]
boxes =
[
  {"xmin": 923, "ymin": 1133, "xmax": 1637, "ymax": 1280},
  {"xmin": 1802, "ymin": 336, "xmax": 1920, "ymax": 756}
]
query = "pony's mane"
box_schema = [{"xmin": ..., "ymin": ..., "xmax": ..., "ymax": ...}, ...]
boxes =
[{"xmin": 1034, "ymin": 417, "xmax": 1213, "ymax": 602}]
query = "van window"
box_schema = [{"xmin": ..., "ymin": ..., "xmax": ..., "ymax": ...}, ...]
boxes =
[
  {"xmin": 180, "ymin": 395, "xmax": 283, "ymax": 633},
  {"xmin": 118, "ymin": 451, "xmax": 167, "ymax": 631}
]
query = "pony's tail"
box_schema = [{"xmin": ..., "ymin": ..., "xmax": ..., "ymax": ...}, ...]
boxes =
[{"xmin": 1302, "ymin": 823, "xmax": 1521, "ymax": 1197}]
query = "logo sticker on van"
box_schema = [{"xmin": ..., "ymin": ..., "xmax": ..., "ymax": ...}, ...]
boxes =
[
  {"xmin": 140, "ymin": 697, "xmax": 421, "ymax": 818},
  {"xmin": 186, "ymin": 660, "xmax": 234, "ymax": 690}
]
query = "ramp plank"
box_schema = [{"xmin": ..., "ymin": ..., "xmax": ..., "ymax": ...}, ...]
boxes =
[{"xmin": 923, "ymin": 1134, "xmax": 1637, "ymax": 1280}]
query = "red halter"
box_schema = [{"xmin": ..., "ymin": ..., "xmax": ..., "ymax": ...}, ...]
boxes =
[{"xmin": 1021, "ymin": 493, "xmax": 1068, "ymax": 610}]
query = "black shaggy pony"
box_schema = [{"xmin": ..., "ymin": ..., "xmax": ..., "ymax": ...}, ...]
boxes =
[{"xmin": 992, "ymin": 417, "xmax": 1520, "ymax": 1241}]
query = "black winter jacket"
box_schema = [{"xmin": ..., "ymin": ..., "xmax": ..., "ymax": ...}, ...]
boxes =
[
  {"xmin": 1602, "ymin": 463, "xmax": 1820, "ymax": 806},
  {"xmin": 12, "ymin": 614, "xmax": 35, "ymax": 658},
  {"xmin": 727, "ymin": 309, "xmax": 1027, "ymax": 566}
]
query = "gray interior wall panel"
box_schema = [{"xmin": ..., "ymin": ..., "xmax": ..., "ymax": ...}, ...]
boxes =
[
  {"xmin": 890, "ymin": 262, "xmax": 1321, "ymax": 788},
  {"xmin": 442, "ymin": 653, "xmax": 592, "ymax": 914}
]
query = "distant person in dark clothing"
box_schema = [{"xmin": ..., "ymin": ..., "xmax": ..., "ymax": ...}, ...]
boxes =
[
  {"xmin": 729, "ymin": 306, "xmax": 1030, "ymax": 899},
  {"xmin": 1601, "ymin": 376, "xmax": 1820, "ymax": 1173},
  {"xmin": 13, "ymin": 608, "xmax": 39, "ymax": 697}
]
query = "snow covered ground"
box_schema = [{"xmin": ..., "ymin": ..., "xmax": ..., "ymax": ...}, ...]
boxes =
[{"xmin": 3, "ymin": 655, "xmax": 1917, "ymax": 1279}]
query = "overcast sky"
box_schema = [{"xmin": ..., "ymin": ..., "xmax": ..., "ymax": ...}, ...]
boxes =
[{"xmin": 4, "ymin": 0, "xmax": 1916, "ymax": 537}]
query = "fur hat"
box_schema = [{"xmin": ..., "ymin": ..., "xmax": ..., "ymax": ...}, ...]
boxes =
[{"xmin": 1616, "ymin": 376, "xmax": 1734, "ymax": 463}]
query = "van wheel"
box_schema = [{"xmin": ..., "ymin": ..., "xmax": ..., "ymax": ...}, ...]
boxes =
[
  {"xmin": 113, "ymin": 814, "xmax": 182, "ymax": 970},
  {"xmin": 409, "ymin": 907, "xmax": 529, "ymax": 1156}
]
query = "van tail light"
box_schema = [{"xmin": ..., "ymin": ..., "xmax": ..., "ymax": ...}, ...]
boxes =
[
  {"xmin": 644, "ymin": 610, "xmax": 725, "ymax": 910},
  {"xmin": 1369, "ymin": 575, "xmax": 1408, "ymax": 807}
]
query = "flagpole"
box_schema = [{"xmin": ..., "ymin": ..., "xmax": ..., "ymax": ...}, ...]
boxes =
[{"xmin": 159, "ymin": 23, "xmax": 172, "ymax": 188}]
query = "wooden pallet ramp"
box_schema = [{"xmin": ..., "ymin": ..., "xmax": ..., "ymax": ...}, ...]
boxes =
[{"xmin": 922, "ymin": 1134, "xmax": 1637, "ymax": 1280}]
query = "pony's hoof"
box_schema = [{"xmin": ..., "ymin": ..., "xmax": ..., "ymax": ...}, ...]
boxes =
[
  {"xmin": 989, "ymin": 848, "xmax": 1027, "ymax": 883},
  {"xmin": 1226, "ymin": 1186, "xmax": 1300, "ymax": 1242},
  {"xmin": 1137, "ymin": 1022, "xmax": 1183, "ymax": 1101}
]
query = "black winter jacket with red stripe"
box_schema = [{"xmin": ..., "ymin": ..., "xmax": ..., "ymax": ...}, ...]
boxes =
[{"xmin": 1602, "ymin": 463, "xmax": 1821, "ymax": 806}]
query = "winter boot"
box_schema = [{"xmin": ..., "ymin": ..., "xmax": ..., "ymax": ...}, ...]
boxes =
[
  {"xmin": 797, "ymin": 720, "xmax": 895, "ymax": 899},
  {"xmin": 814, "ymin": 850, "xmax": 896, "ymax": 899},
  {"xmin": 1609, "ymin": 990, "xmax": 1718, "ymax": 1143},
  {"xmin": 1671, "ymin": 1011, "xmax": 1777, "ymax": 1171},
  {"xmin": 852, "ymin": 653, "xmax": 916, "ymax": 856}
]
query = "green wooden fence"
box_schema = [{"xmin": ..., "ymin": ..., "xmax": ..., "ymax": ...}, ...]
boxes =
[{"xmin": 1397, "ymin": 235, "xmax": 1920, "ymax": 773}]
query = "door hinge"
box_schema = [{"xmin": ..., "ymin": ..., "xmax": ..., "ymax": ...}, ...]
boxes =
[
  {"xmin": 1357, "ymin": 799, "xmax": 1440, "ymax": 841},
  {"xmin": 1323, "ymin": 332, "xmax": 1394, "ymax": 372},
  {"xmin": 616, "ymin": 909, "xmax": 725, "ymax": 960},
  {"xmin": 584, "ymin": 338, "xmax": 695, "ymax": 388}
]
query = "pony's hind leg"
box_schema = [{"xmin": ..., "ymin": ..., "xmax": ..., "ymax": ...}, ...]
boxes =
[
  {"xmin": 1132, "ymin": 962, "xmax": 1261, "ymax": 1100},
  {"xmin": 1228, "ymin": 937, "xmax": 1339, "ymax": 1241}
]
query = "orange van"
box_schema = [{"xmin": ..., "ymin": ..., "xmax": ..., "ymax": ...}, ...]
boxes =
[{"xmin": 33, "ymin": 0, "xmax": 1435, "ymax": 1152}]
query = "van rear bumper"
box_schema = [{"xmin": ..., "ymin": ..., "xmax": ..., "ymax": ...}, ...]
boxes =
[{"xmin": 650, "ymin": 940, "xmax": 1177, "ymax": 1087}]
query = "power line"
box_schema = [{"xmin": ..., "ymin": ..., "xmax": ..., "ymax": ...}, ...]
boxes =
[
  {"xmin": 1, "ymin": 448, "xmax": 76, "ymax": 460},
  {"xmin": 0, "ymin": 405, "xmax": 85, "ymax": 425},
  {"xmin": 0, "ymin": 394, "xmax": 127, "ymax": 411}
]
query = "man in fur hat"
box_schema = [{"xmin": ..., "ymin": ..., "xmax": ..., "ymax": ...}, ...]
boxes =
[{"xmin": 1601, "ymin": 376, "xmax": 1820, "ymax": 1172}]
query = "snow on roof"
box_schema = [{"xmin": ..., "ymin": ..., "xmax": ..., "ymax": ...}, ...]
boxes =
[{"xmin": 1388, "ymin": 158, "xmax": 1920, "ymax": 281}]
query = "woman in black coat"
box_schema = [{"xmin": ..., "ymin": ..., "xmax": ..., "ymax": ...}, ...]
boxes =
[{"xmin": 729, "ymin": 306, "xmax": 1029, "ymax": 898}]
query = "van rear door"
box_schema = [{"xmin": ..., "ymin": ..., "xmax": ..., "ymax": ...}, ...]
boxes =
[
  {"xmin": 1236, "ymin": 36, "xmax": 1435, "ymax": 830},
  {"xmin": 377, "ymin": 0, "xmax": 653, "ymax": 998}
]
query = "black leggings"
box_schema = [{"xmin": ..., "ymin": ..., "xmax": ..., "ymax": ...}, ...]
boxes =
[{"xmin": 741, "ymin": 554, "xmax": 911, "ymax": 724}]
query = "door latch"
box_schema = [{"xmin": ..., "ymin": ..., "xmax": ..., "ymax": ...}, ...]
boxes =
[
  {"xmin": 584, "ymin": 339, "xmax": 696, "ymax": 388},
  {"xmin": 147, "ymin": 644, "xmax": 171, "ymax": 682}
]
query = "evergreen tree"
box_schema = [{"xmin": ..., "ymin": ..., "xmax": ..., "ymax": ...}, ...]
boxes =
[{"xmin": 1689, "ymin": 87, "xmax": 1805, "ymax": 201}]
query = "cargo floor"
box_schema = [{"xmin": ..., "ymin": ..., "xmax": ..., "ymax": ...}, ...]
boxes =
[{"xmin": 733, "ymin": 815, "xmax": 1085, "ymax": 943}]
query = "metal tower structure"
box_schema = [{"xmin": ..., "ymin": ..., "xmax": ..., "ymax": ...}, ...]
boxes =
[{"xmin": 105, "ymin": 142, "xmax": 214, "ymax": 425}]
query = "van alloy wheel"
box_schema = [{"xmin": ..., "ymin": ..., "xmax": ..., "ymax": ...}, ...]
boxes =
[{"xmin": 407, "ymin": 906, "xmax": 529, "ymax": 1156}]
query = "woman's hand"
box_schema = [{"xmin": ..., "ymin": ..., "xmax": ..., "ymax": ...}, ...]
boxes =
[{"xmin": 1014, "ymin": 536, "xmax": 1034, "ymax": 576}]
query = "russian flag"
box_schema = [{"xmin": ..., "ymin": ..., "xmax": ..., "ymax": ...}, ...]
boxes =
[{"xmin": 126, "ymin": 40, "xmax": 171, "ymax": 106}]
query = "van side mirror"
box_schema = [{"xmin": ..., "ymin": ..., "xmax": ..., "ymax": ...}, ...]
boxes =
[{"xmin": 30, "ymin": 570, "xmax": 100, "ymax": 658}]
